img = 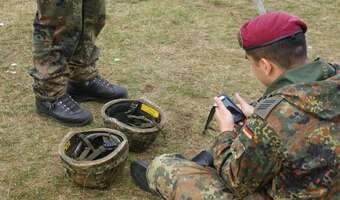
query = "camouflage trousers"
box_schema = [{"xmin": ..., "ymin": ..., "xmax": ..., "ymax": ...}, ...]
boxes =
[
  {"xmin": 146, "ymin": 154, "xmax": 269, "ymax": 200},
  {"xmin": 29, "ymin": 0, "xmax": 106, "ymax": 100}
]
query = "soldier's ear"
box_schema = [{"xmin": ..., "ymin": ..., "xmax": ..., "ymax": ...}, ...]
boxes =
[{"xmin": 258, "ymin": 58, "xmax": 274, "ymax": 76}]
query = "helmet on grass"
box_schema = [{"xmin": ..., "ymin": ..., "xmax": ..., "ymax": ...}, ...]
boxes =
[
  {"xmin": 102, "ymin": 98, "xmax": 165, "ymax": 152},
  {"xmin": 58, "ymin": 128, "xmax": 129, "ymax": 188}
]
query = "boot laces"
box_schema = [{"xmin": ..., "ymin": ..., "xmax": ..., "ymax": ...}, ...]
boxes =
[
  {"xmin": 94, "ymin": 76, "xmax": 112, "ymax": 88},
  {"xmin": 56, "ymin": 95, "xmax": 80, "ymax": 112}
]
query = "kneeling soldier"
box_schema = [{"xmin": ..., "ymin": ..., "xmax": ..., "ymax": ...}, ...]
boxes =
[{"xmin": 131, "ymin": 12, "xmax": 340, "ymax": 200}]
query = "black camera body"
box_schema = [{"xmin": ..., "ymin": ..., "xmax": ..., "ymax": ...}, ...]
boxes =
[
  {"xmin": 218, "ymin": 95, "xmax": 245, "ymax": 124},
  {"xmin": 203, "ymin": 94, "xmax": 245, "ymax": 134}
]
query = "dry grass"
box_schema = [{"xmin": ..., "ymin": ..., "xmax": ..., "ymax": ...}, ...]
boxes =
[{"xmin": 0, "ymin": 0, "xmax": 339, "ymax": 199}]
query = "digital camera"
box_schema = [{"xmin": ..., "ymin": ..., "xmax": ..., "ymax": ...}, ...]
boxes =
[
  {"xmin": 203, "ymin": 94, "xmax": 245, "ymax": 134},
  {"xmin": 218, "ymin": 95, "xmax": 245, "ymax": 124}
]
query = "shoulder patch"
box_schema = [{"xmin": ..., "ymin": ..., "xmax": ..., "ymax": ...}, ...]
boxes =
[
  {"xmin": 255, "ymin": 96, "xmax": 284, "ymax": 119},
  {"xmin": 242, "ymin": 125, "xmax": 254, "ymax": 139}
]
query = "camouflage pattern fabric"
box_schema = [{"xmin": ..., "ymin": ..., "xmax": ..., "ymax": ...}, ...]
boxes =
[
  {"xmin": 102, "ymin": 98, "xmax": 166, "ymax": 153},
  {"xmin": 29, "ymin": 0, "xmax": 106, "ymax": 100},
  {"xmin": 146, "ymin": 59, "xmax": 339, "ymax": 200},
  {"xmin": 147, "ymin": 154, "xmax": 271, "ymax": 200},
  {"xmin": 59, "ymin": 129, "xmax": 129, "ymax": 189}
]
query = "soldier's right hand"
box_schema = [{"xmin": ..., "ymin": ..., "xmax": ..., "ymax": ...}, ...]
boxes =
[{"xmin": 214, "ymin": 97, "xmax": 234, "ymax": 132}]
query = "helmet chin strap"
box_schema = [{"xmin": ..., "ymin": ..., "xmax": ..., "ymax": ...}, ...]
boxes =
[
  {"xmin": 72, "ymin": 133, "xmax": 121, "ymax": 161},
  {"xmin": 203, "ymin": 106, "xmax": 216, "ymax": 134},
  {"xmin": 85, "ymin": 146, "xmax": 107, "ymax": 161}
]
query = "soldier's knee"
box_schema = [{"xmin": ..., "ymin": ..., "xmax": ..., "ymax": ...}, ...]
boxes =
[
  {"xmin": 151, "ymin": 154, "xmax": 185, "ymax": 167},
  {"xmin": 150, "ymin": 154, "xmax": 174, "ymax": 169},
  {"xmin": 147, "ymin": 154, "xmax": 181, "ymax": 177},
  {"xmin": 147, "ymin": 153, "xmax": 186, "ymax": 181}
]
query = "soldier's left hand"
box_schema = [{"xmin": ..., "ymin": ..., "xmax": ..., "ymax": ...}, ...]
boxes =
[{"xmin": 235, "ymin": 93, "xmax": 254, "ymax": 117}]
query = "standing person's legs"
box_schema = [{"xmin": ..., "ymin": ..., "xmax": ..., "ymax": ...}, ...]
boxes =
[
  {"xmin": 146, "ymin": 154, "xmax": 235, "ymax": 200},
  {"xmin": 30, "ymin": 0, "xmax": 83, "ymax": 100},
  {"xmin": 67, "ymin": 0, "xmax": 128, "ymax": 102},
  {"xmin": 29, "ymin": 0, "xmax": 92, "ymax": 126},
  {"xmin": 68, "ymin": 0, "xmax": 105, "ymax": 81}
]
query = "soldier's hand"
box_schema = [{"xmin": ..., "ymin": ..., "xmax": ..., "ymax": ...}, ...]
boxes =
[
  {"xmin": 235, "ymin": 93, "xmax": 254, "ymax": 117},
  {"xmin": 214, "ymin": 97, "xmax": 234, "ymax": 132}
]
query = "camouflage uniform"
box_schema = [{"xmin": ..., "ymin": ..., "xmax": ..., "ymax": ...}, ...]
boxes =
[
  {"xmin": 29, "ymin": 0, "xmax": 106, "ymax": 100},
  {"xmin": 146, "ymin": 58, "xmax": 340, "ymax": 200}
]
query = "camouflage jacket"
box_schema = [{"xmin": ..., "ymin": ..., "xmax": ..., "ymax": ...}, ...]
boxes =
[{"xmin": 211, "ymin": 58, "xmax": 340, "ymax": 199}]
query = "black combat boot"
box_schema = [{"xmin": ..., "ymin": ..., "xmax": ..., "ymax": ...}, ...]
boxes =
[
  {"xmin": 191, "ymin": 150, "xmax": 215, "ymax": 168},
  {"xmin": 68, "ymin": 76, "xmax": 128, "ymax": 102},
  {"xmin": 36, "ymin": 94, "xmax": 93, "ymax": 126},
  {"xmin": 130, "ymin": 160, "xmax": 152, "ymax": 193}
]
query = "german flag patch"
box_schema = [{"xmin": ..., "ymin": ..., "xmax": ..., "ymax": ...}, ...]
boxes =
[{"xmin": 242, "ymin": 125, "xmax": 254, "ymax": 139}]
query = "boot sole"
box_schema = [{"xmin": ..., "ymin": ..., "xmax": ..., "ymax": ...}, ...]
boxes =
[
  {"xmin": 130, "ymin": 161, "xmax": 152, "ymax": 193},
  {"xmin": 36, "ymin": 109, "xmax": 92, "ymax": 127}
]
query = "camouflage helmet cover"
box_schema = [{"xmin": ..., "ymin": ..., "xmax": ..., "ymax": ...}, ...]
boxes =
[
  {"xmin": 101, "ymin": 98, "xmax": 165, "ymax": 153},
  {"xmin": 58, "ymin": 128, "xmax": 129, "ymax": 188}
]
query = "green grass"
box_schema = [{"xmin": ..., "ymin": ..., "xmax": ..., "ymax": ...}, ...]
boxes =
[{"xmin": 0, "ymin": 0, "xmax": 339, "ymax": 199}]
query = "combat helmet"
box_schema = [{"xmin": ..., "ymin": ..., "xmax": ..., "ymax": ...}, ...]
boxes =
[
  {"xmin": 58, "ymin": 128, "xmax": 128, "ymax": 188},
  {"xmin": 102, "ymin": 98, "xmax": 165, "ymax": 152}
]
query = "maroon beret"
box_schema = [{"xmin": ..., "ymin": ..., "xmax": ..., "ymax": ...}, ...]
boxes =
[{"xmin": 240, "ymin": 11, "xmax": 307, "ymax": 51}]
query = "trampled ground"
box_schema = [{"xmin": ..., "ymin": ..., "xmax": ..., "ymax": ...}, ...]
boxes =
[{"xmin": 0, "ymin": 0, "xmax": 339, "ymax": 199}]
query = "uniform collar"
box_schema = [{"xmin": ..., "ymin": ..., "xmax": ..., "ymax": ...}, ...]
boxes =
[{"xmin": 263, "ymin": 58, "xmax": 337, "ymax": 96}]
